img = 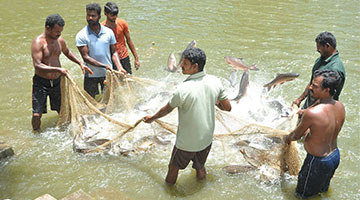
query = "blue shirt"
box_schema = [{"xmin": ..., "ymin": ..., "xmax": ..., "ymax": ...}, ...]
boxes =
[{"xmin": 76, "ymin": 25, "xmax": 116, "ymax": 78}]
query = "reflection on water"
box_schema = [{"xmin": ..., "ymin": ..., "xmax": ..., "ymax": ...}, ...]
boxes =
[{"xmin": 0, "ymin": 0, "xmax": 359, "ymax": 199}]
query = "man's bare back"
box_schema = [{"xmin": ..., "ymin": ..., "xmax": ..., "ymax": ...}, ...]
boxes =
[
  {"xmin": 303, "ymin": 100, "xmax": 345, "ymax": 157},
  {"xmin": 284, "ymin": 71, "xmax": 345, "ymax": 157}
]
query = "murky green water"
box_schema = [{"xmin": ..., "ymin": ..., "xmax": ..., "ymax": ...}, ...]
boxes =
[{"xmin": 0, "ymin": 0, "xmax": 359, "ymax": 199}]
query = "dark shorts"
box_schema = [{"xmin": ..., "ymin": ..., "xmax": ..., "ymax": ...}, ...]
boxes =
[
  {"xmin": 32, "ymin": 75, "xmax": 61, "ymax": 114},
  {"xmin": 169, "ymin": 144, "xmax": 212, "ymax": 170},
  {"xmin": 84, "ymin": 76, "xmax": 105, "ymax": 98},
  {"xmin": 119, "ymin": 56, "xmax": 132, "ymax": 74},
  {"xmin": 296, "ymin": 148, "xmax": 340, "ymax": 198}
]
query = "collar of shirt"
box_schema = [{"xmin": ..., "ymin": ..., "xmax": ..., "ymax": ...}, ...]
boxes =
[
  {"xmin": 324, "ymin": 50, "xmax": 339, "ymax": 63},
  {"xmin": 184, "ymin": 70, "xmax": 206, "ymax": 82},
  {"xmin": 87, "ymin": 24, "xmax": 105, "ymax": 37}
]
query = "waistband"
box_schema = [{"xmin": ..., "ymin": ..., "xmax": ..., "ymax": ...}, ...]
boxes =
[
  {"xmin": 307, "ymin": 148, "xmax": 339, "ymax": 160},
  {"xmin": 34, "ymin": 74, "xmax": 61, "ymax": 81}
]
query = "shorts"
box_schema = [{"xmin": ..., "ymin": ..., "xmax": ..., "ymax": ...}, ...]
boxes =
[
  {"xmin": 84, "ymin": 76, "xmax": 105, "ymax": 98},
  {"xmin": 296, "ymin": 148, "xmax": 340, "ymax": 198},
  {"xmin": 169, "ymin": 144, "xmax": 212, "ymax": 170},
  {"xmin": 32, "ymin": 75, "xmax": 61, "ymax": 114},
  {"xmin": 119, "ymin": 56, "xmax": 132, "ymax": 74}
]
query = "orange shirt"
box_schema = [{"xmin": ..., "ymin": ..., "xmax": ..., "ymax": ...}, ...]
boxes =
[{"xmin": 102, "ymin": 18, "xmax": 129, "ymax": 59}]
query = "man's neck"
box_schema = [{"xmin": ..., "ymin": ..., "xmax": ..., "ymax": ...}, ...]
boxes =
[
  {"xmin": 105, "ymin": 19, "xmax": 116, "ymax": 29},
  {"xmin": 320, "ymin": 96, "xmax": 335, "ymax": 104},
  {"xmin": 324, "ymin": 49, "xmax": 337, "ymax": 59},
  {"xmin": 89, "ymin": 23, "xmax": 100, "ymax": 34},
  {"xmin": 44, "ymin": 33, "xmax": 57, "ymax": 42}
]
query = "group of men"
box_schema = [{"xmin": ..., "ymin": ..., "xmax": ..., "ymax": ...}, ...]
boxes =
[
  {"xmin": 31, "ymin": 2, "xmax": 139, "ymax": 130},
  {"xmin": 30, "ymin": 2, "xmax": 346, "ymax": 198}
]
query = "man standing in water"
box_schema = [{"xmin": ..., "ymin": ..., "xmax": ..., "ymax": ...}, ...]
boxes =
[
  {"xmin": 284, "ymin": 69, "xmax": 345, "ymax": 198},
  {"xmin": 76, "ymin": 3, "xmax": 126, "ymax": 98},
  {"xmin": 102, "ymin": 2, "xmax": 140, "ymax": 74},
  {"xmin": 293, "ymin": 32, "xmax": 346, "ymax": 109},
  {"xmin": 143, "ymin": 48, "xmax": 232, "ymax": 185},
  {"xmin": 31, "ymin": 14, "xmax": 92, "ymax": 131}
]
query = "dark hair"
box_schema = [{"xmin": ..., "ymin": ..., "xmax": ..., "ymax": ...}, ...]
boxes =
[
  {"xmin": 86, "ymin": 3, "xmax": 101, "ymax": 15},
  {"xmin": 315, "ymin": 32, "xmax": 337, "ymax": 48},
  {"xmin": 313, "ymin": 69, "xmax": 341, "ymax": 96},
  {"xmin": 182, "ymin": 47, "xmax": 206, "ymax": 71},
  {"xmin": 45, "ymin": 14, "xmax": 65, "ymax": 28},
  {"xmin": 104, "ymin": 2, "xmax": 119, "ymax": 15}
]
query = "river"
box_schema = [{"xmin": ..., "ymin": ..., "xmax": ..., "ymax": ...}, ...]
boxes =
[{"xmin": 0, "ymin": 0, "xmax": 359, "ymax": 199}]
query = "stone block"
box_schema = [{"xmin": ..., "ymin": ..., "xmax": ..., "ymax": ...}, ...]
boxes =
[
  {"xmin": 0, "ymin": 143, "xmax": 14, "ymax": 160},
  {"xmin": 34, "ymin": 194, "xmax": 57, "ymax": 200},
  {"xmin": 61, "ymin": 189, "xmax": 94, "ymax": 200}
]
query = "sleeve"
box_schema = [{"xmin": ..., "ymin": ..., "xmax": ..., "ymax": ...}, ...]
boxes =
[
  {"xmin": 169, "ymin": 89, "xmax": 181, "ymax": 109},
  {"xmin": 217, "ymin": 83, "xmax": 228, "ymax": 101},
  {"xmin": 75, "ymin": 30, "xmax": 87, "ymax": 47}
]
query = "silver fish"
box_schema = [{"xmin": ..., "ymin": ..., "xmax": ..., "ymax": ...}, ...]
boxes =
[
  {"xmin": 224, "ymin": 56, "xmax": 259, "ymax": 71},
  {"xmin": 263, "ymin": 72, "xmax": 299, "ymax": 91},
  {"xmin": 167, "ymin": 53, "xmax": 177, "ymax": 72},
  {"xmin": 231, "ymin": 70, "xmax": 249, "ymax": 102},
  {"xmin": 185, "ymin": 40, "xmax": 197, "ymax": 49}
]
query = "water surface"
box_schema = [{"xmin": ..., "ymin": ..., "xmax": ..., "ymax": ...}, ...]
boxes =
[{"xmin": 0, "ymin": 0, "xmax": 359, "ymax": 199}]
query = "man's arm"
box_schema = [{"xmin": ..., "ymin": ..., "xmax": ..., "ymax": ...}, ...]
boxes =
[
  {"xmin": 293, "ymin": 83, "xmax": 310, "ymax": 107},
  {"xmin": 124, "ymin": 31, "xmax": 140, "ymax": 70},
  {"xmin": 59, "ymin": 38, "xmax": 93, "ymax": 75},
  {"xmin": 110, "ymin": 44, "xmax": 126, "ymax": 75},
  {"xmin": 77, "ymin": 45, "xmax": 112, "ymax": 71},
  {"xmin": 143, "ymin": 103, "xmax": 174, "ymax": 123},
  {"xmin": 284, "ymin": 109, "xmax": 314, "ymax": 144},
  {"xmin": 31, "ymin": 37, "xmax": 67, "ymax": 75},
  {"xmin": 216, "ymin": 99, "xmax": 232, "ymax": 111}
]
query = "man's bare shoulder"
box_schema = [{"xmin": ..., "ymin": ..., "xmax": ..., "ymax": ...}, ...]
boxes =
[
  {"xmin": 303, "ymin": 104, "xmax": 324, "ymax": 119},
  {"xmin": 334, "ymin": 100, "xmax": 345, "ymax": 115},
  {"xmin": 57, "ymin": 36, "xmax": 66, "ymax": 45},
  {"xmin": 335, "ymin": 100, "xmax": 345, "ymax": 109},
  {"xmin": 31, "ymin": 34, "xmax": 46, "ymax": 53}
]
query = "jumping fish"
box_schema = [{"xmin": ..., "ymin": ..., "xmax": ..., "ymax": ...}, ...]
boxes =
[
  {"xmin": 224, "ymin": 56, "xmax": 259, "ymax": 71},
  {"xmin": 185, "ymin": 40, "xmax": 197, "ymax": 49},
  {"xmin": 167, "ymin": 53, "xmax": 177, "ymax": 72},
  {"xmin": 178, "ymin": 40, "xmax": 197, "ymax": 67},
  {"xmin": 231, "ymin": 70, "xmax": 249, "ymax": 102},
  {"xmin": 263, "ymin": 72, "xmax": 300, "ymax": 91}
]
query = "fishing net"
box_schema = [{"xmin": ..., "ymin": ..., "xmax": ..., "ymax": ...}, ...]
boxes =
[{"xmin": 57, "ymin": 71, "xmax": 300, "ymax": 177}]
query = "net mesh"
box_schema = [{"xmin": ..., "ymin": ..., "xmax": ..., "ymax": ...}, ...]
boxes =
[{"xmin": 57, "ymin": 71, "xmax": 300, "ymax": 177}]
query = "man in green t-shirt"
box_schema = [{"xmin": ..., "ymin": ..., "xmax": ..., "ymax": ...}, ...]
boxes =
[
  {"xmin": 143, "ymin": 47, "xmax": 232, "ymax": 185},
  {"xmin": 293, "ymin": 32, "xmax": 346, "ymax": 109}
]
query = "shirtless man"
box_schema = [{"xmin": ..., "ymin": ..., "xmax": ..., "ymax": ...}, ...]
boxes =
[
  {"xmin": 284, "ymin": 69, "xmax": 345, "ymax": 198},
  {"xmin": 31, "ymin": 14, "xmax": 92, "ymax": 130}
]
